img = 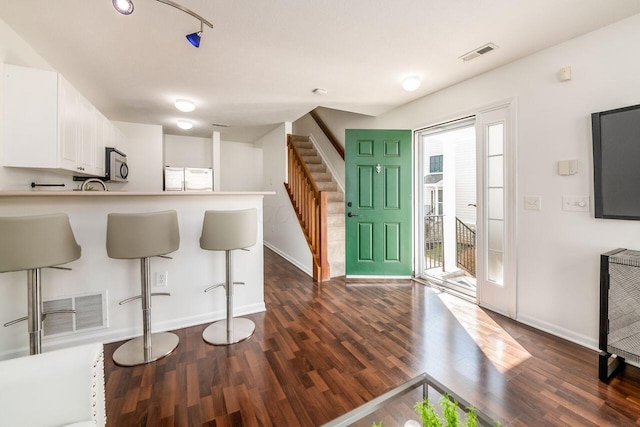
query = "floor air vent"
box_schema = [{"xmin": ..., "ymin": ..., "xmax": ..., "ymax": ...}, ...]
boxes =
[
  {"xmin": 460, "ymin": 42, "xmax": 498, "ymax": 62},
  {"xmin": 43, "ymin": 291, "xmax": 107, "ymax": 336}
]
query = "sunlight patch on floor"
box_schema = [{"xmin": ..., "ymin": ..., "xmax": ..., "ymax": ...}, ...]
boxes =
[{"xmin": 437, "ymin": 291, "xmax": 531, "ymax": 373}]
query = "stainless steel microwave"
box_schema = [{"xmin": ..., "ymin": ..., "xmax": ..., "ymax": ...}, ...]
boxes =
[{"xmin": 105, "ymin": 147, "xmax": 128, "ymax": 182}]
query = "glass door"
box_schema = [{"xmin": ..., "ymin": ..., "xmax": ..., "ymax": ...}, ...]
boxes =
[
  {"xmin": 475, "ymin": 102, "xmax": 516, "ymax": 317},
  {"xmin": 416, "ymin": 118, "xmax": 477, "ymax": 299}
]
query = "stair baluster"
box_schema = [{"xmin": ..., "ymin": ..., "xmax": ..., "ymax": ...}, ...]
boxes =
[{"xmin": 284, "ymin": 134, "xmax": 330, "ymax": 281}]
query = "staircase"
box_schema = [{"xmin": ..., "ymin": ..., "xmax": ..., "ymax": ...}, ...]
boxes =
[{"xmin": 290, "ymin": 135, "xmax": 345, "ymax": 277}]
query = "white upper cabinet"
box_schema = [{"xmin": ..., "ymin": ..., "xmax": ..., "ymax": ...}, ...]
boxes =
[{"xmin": 2, "ymin": 64, "xmax": 119, "ymax": 177}]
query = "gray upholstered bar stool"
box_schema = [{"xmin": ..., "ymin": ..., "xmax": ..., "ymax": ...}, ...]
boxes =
[
  {"xmin": 0, "ymin": 213, "xmax": 81, "ymax": 355},
  {"xmin": 200, "ymin": 208, "xmax": 257, "ymax": 345},
  {"xmin": 107, "ymin": 210, "xmax": 180, "ymax": 366}
]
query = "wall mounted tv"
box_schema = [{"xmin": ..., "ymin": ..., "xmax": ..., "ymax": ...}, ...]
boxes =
[{"xmin": 592, "ymin": 103, "xmax": 640, "ymax": 220}]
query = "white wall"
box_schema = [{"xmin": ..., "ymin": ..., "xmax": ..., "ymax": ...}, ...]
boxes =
[
  {"xmin": 313, "ymin": 14, "xmax": 640, "ymax": 349},
  {"xmin": 0, "ymin": 193, "xmax": 267, "ymax": 359},
  {"xmin": 113, "ymin": 121, "xmax": 163, "ymax": 192},
  {"xmin": 164, "ymin": 134, "xmax": 212, "ymax": 168},
  {"xmin": 219, "ymin": 140, "xmax": 263, "ymax": 191},
  {"xmin": 260, "ymin": 123, "xmax": 313, "ymax": 275},
  {"xmin": 453, "ymin": 129, "xmax": 476, "ymax": 225}
]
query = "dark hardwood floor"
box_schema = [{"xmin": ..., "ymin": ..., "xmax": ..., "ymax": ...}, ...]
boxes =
[{"xmin": 104, "ymin": 248, "xmax": 640, "ymax": 426}]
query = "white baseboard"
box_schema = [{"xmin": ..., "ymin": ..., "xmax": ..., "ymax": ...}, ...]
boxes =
[
  {"xmin": 263, "ymin": 242, "xmax": 313, "ymax": 277},
  {"xmin": 516, "ymin": 312, "xmax": 599, "ymax": 351},
  {"xmin": 0, "ymin": 302, "xmax": 267, "ymax": 361}
]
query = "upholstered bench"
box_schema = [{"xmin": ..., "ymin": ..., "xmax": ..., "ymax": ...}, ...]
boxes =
[{"xmin": 0, "ymin": 343, "xmax": 106, "ymax": 427}]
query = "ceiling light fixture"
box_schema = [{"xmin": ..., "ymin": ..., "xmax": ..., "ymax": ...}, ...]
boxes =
[
  {"xmin": 402, "ymin": 76, "xmax": 421, "ymax": 92},
  {"xmin": 112, "ymin": 0, "xmax": 134, "ymax": 15},
  {"xmin": 186, "ymin": 21, "xmax": 203, "ymax": 48},
  {"xmin": 112, "ymin": 0, "xmax": 213, "ymax": 47},
  {"xmin": 155, "ymin": 0, "xmax": 213, "ymax": 48},
  {"xmin": 175, "ymin": 99, "xmax": 195, "ymax": 112},
  {"xmin": 177, "ymin": 119, "xmax": 193, "ymax": 130}
]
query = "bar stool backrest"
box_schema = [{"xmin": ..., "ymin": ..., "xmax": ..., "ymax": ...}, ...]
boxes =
[
  {"xmin": 107, "ymin": 210, "xmax": 180, "ymax": 259},
  {"xmin": 0, "ymin": 213, "xmax": 81, "ymax": 273},
  {"xmin": 200, "ymin": 209, "xmax": 257, "ymax": 251}
]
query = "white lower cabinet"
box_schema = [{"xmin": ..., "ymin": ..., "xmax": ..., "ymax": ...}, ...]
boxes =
[{"xmin": 2, "ymin": 64, "xmax": 117, "ymax": 177}]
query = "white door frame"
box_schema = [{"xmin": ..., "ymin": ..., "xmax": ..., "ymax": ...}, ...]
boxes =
[{"xmin": 413, "ymin": 98, "xmax": 517, "ymax": 318}]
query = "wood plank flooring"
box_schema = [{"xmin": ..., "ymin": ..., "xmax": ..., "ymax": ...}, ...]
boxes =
[{"xmin": 104, "ymin": 248, "xmax": 640, "ymax": 426}]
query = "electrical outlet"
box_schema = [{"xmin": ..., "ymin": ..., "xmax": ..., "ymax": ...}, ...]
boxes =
[{"xmin": 155, "ymin": 271, "xmax": 168, "ymax": 288}]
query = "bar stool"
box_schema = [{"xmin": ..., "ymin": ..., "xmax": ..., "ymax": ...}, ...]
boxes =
[
  {"xmin": 0, "ymin": 213, "xmax": 81, "ymax": 355},
  {"xmin": 107, "ymin": 210, "xmax": 180, "ymax": 366},
  {"xmin": 200, "ymin": 209, "xmax": 257, "ymax": 345}
]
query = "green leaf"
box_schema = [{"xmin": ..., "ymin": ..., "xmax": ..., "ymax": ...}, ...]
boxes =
[
  {"xmin": 440, "ymin": 394, "xmax": 460, "ymax": 427},
  {"xmin": 414, "ymin": 398, "xmax": 442, "ymax": 427},
  {"xmin": 465, "ymin": 406, "xmax": 478, "ymax": 427}
]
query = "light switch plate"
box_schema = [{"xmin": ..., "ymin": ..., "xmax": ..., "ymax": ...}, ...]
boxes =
[
  {"xmin": 562, "ymin": 195, "xmax": 589, "ymax": 212},
  {"xmin": 524, "ymin": 195, "xmax": 541, "ymax": 211},
  {"xmin": 558, "ymin": 160, "xmax": 578, "ymax": 176}
]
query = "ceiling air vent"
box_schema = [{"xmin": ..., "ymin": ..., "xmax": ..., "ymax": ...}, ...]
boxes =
[{"xmin": 459, "ymin": 43, "xmax": 499, "ymax": 62}]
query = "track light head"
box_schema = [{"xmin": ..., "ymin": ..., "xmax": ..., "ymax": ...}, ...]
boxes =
[
  {"xmin": 186, "ymin": 31, "xmax": 202, "ymax": 48},
  {"xmin": 186, "ymin": 20, "xmax": 204, "ymax": 48},
  {"xmin": 113, "ymin": 0, "xmax": 134, "ymax": 15},
  {"xmin": 112, "ymin": 0, "xmax": 213, "ymax": 47}
]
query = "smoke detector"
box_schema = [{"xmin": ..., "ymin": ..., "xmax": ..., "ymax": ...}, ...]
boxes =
[{"xmin": 459, "ymin": 42, "xmax": 499, "ymax": 62}]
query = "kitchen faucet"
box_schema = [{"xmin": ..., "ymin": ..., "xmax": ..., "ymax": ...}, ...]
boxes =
[{"xmin": 81, "ymin": 178, "xmax": 108, "ymax": 191}]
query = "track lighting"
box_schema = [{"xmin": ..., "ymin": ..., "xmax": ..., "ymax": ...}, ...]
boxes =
[
  {"xmin": 112, "ymin": 0, "xmax": 213, "ymax": 47},
  {"xmin": 186, "ymin": 21, "xmax": 203, "ymax": 48},
  {"xmin": 113, "ymin": 0, "xmax": 134, "ymax": 15}
]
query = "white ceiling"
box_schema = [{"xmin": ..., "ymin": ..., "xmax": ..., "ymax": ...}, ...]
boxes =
[{"xmin": 1, "ymin": 1, "xmax": 639, "ymax": 141}]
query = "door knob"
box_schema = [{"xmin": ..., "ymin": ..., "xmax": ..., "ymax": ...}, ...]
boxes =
[{"xmin": 347, "ymin": 212, "xmax": 359, "ymax": 217}]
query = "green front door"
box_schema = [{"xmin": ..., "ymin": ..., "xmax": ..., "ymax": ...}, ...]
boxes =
[{"xmin": 345, "ymin": 129, "xmax": 412, "ymax": 276}]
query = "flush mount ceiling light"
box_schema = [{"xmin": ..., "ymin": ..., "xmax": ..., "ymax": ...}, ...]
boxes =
[
  {"xmin": 177, "ymin": 119, "xmax": 193, "ymax": 130},
  {"xmin": 113, "ymin": 0, "xmax": 134, "ymax": 15},
  {"xmin": 175, "ymin": 99, "xmax": 195, "ymax": 112},
  {"xmin": 402, "ymin": 76, "xmax": 421, "ymax": 92},
  {"xmin": 112, "ymin": 0, "xmax": 213, "ymax": 47}
]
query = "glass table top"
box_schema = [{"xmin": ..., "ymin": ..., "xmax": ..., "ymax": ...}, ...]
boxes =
[{"xmin": 322, "ymin": 372, "xmax": 498, "ymax": 427}]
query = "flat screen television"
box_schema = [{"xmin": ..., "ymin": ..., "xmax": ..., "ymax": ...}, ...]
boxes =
[{"xmin": 592, "ymin": 103, "xmax": 640, "ymax": 220}]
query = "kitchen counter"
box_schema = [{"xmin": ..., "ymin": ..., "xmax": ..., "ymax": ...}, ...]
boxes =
[
  {"xmin": 0, "ymin": 191, "xmax": 271, "ymax": 360},
  {"xmin": 0, "ymin": 191, "xmax": 275, "ymax": 197}
]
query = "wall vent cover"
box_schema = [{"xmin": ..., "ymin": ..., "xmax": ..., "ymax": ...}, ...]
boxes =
[
  {"xmin": 459, "ymin": 43, "xmax": 499, "ymax": 62},
  {"xmin": 43, "ymin": 291, "xmax": 108, "ymax": 336}
]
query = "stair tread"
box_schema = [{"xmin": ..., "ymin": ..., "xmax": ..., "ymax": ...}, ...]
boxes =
[{"xmin": 302, "ymin": 156, "xmax": 322, "ymax": 164}]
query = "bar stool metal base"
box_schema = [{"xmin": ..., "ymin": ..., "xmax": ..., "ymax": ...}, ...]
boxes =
[
  {"xmin": 112, "ymin": 331, "xmax": 179, "ymax": 366},
  {"xmin": 202, "ymin": 318, "xmax": 255, "ymax": 345}
]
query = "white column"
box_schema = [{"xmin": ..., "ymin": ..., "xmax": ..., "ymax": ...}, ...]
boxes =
[{"xmin": 212, "ymin": 131, "xmax": 221, "ymax": 191}]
